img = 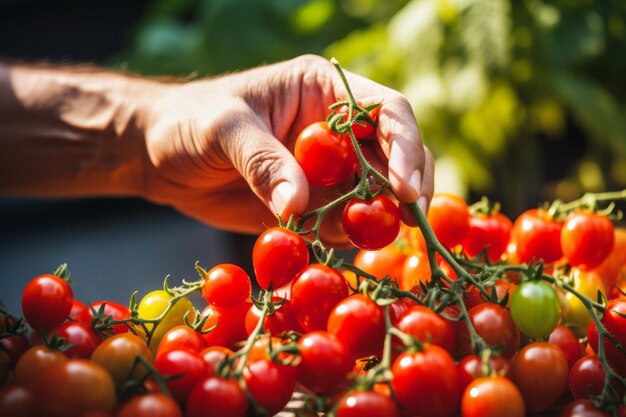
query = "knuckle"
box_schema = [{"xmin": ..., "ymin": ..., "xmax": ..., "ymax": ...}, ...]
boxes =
[{"xmin": 244, "ymin": 147, "xmax": 280, "ymax": 192}]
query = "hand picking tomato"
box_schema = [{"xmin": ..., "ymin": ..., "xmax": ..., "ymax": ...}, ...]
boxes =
[
  {"xmin": 252, "ymin": 227, "xmax": 309, "ymax": 290},
  {"xmin": 342, "ymin": 195, "xmax": 401, "ymax": 250},
  {"xmin": 22, "ymin": 273, "xmax": 73, "ymax": 331}
]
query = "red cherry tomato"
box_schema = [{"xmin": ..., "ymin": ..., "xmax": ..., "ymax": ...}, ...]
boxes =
[
  {"xmin": 0, "ymin": 334, "xmax": 29, "ymax": 369},
  {"xmin": 461, "ymin": 376, "xmax": 524, "ymax": 417},
  {"xmin": 291, "ymin": 264, "xmax": 349, "ymax": 332},
  {"xmin": 156, "ymin": 325, "xmax": 208, "ymax": 359},
  {"xmin": 242, "ymin": 358, "xmax": 297, "ymax": 416},
  {"xmin": 187, "ymin": 377, "xmax": 248, "ymax": 417},
  {"xmin": 396, "ymin": 305, "xmax": 456, "ymax": 355},
  {"xmin": 337, "ymin": 103, "xmax": 380, "ymax": 140},
  {"xmin": 568, "ymin": 355, "xmax": 605, "ymax": 399},
  {"xmin": 463, "ymin": 211, "xmax": 512, "ymax": 261},
  {"xmin": 155, "ymin": 349, "xmax": 208, "ymax": 404},
  {"xmin": 77, "ymin": 300, "xmax": 131, "ymax": 335},
  {"xmin": 456, "ymin": 354, "xmax": 511, "ymax": 393},
  {"xmin": 252, "ymin": 227, "xmax": 309, "ymax": 290},
  {"xmin": 354, "ymin": 246, "xmax": 407, "ymax": 283},
  {"xmin": 0, "ymin": 385, "xmax": 36, "ymax": 417},
  {"xmin": 54, "ymin": 321, "xmax": 102, "ymax": 359},
  {"xmin": 200, "ymin": 301, "xmax": 251, "ymax": 349},
  {"xmin": 427, "ymin": 194, "xmax": 470, "ymax": 248},
  {"xmin": 587, "ymin": 299, "xmax": 626, "ymax": 376},
  {"xmin": 561, "ymin": 211, "xmax": 614, "ymax": 269},
  {"xmin": 511, "ymin": 209, "xmax": 563, "ymax": 264},
  {"xmin": 117, "ymin": 393, "xmax": 183, "ymax": 417},
  {"xmin": 14, "ymin": 345, "xmax": 67, "ymax": 388},
  {"xmin": 458, "ymin": 303, "xmax": 520, "ymax": 358},
  {"xmin": 548, "ymin": 325, "xmax": 583, "ymax": 369},
  {"xmin": 342, "ymin": 195, "xmax": 401, "ymax": 251},
  {"xmin": 335, "ymin": 390, "xmax": 399, "ymax": 417},
  {"xmin": 199, "ymin": 346, "xmax": 233, "ymax": 376},
  {"xmin": 69, "ymin": 299, "xmax": 87, "ymax": 321},
  {"xmin": 559, "ymin": 399, "xmax": 611, "ymax": 417},
  {"xmin": 294, "ymin": 121, "xmax": 357, "ymax": 186},
  {"xmin": 400, "ymin": 249, "xmax": 432, "ymax": 292},
  {"xmin": 244, "ymin": 297, "xmax": 304, "ymax": 336},
  {"xmin": 201, "ymin": 263, "xmax": 251, "ymax": 308},
  {"xmin": 22, "ymin": 274, "xmax": 73, "ymax": 331}
]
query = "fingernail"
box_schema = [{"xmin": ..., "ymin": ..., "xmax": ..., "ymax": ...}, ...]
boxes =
[
  {"xmin": 409, "ymin": 170, "xmax": 422, "ymax": 198},
  {"xmin": 270, "ymin": 182, "xmax": 294, "ymax": 216},
  {"xmin": 418, "ymin": 195, "xmax": 429, "ymax": 215}
]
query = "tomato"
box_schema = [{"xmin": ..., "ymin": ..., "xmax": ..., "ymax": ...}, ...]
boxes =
[
  {"xmin": 200, "ymin": 301, "xmax": 251, "ymax": 349},
  {"xmin": 510, "ymin": 280, "xmax": 560, "ymax": 339},
  {"xmin": 335, "ymin": 390, "xmax": 399, "ymax": 417},
  {"xmin": 560, "ymin": 268, "xmax": 607, "ymax": 337},
  {"xmin": 0, "ymin": 385, "xmax": 35, "ymax": 417},
  {"xmin": 548, "ymin": 325, "xmax": 583, "ymax": 368},
  {"xmin": 200, "ymin": 345, "xmax": 233, "ymax": 375},
  {"xmin": 568, "ymin": 355, "xmax": 604, "ymax": 399},
  {"xmin": 294, "ymin": 121, "xmax": 357, "ymax": 186},
  {"xmin": 464, "ymin": 278, "xmax": 515, "ymax": 309},
  {"xmin": 0, "ymin": 334, "xmax": 29, "ymax": 368},
  {"xmin": 456, "ymin": 354, "xmax": 511, "ymax": 393},
  {"xmin": 399, "ymin": 249, "xmax": 432, "ymax": 292},
  {"xmin": 463, "ymin": 211, "xmax": 512, "ymax": 262},
  {"xmin": 327, "ymin": 293, "xmax": 386, "ymax": 360},
  {"xmin": 155, "ymin": 349, "xmax": 208, "ymax": 404},
  {"xmin": 33, "ymin": 359, "xmax": 116, "ymax": 417},
  {"xmin": 511, "ymin": 342, "xmax": 568, "ymax": 412},
  {"xmin": 587, "ymin": 299, "xmax": 626, "ymax": 376},
  {"xmin": 427, "ymin": 194, "xmax": 470, "ymax": 249},
  {"xmin": 69, "ymin": 299, "xmax": 87, "ymax": 321},
  {"xmin": 156, "ymin": 325, "xmax": 208, "ymax": 358},
  {"xmin": 201, "ymin": 263, "xmax": 251, "ymax": 308},
  {"xmin": 243, "ymin": 358, "xmax": 297, "ymax": 416},
  {"xmin": 461, "ymin": 376, "xmax": 524, "ymax": 417},
  {"xmin": 559, "ymin": 399, "xmax": 611, "ymax": 417},
  {"xmin": 245, "ymin": 297, "xmax": 304, "ymax": 336},
  {"xmin": 353, "ymin": 246, "xmax": 407, "ymax": 283},
  {"xmin": 117, "ymin": 393, "xmax": 183, "ymax": 417},
  {"xmin": 252, "ymin": 227, "xmax": 309, "ymax": 290},
  {"xmin": 14, "ymin": 345, "xmax": 67, "ymax": 388},
  {"xmin": 593, "ymin": 227, "xmax": 626, "ymax": 294},
  {"xmin": 337, "ymin": 103, "xmax": 380, "ymax": 140},
  {"xmin": 511, "ymin": 209, "xmax": 563, "ymax": 264},
  {"xmin": 77, "ymin": 300, "xmax": 131, "ymax": 335},
  {"xmin": 90, "ymin": 333, "xmax": 152, "ymax": 391},
  {"xmin": 54, "ymin": 321, "xmax": 103, "ymax": 359},
  {"xmin": 291, "ymin": 264, "xmax": 349, "ymax": 332},
  {"xmin": 187, "ymin": 377, "xmax": 248, "ymax": 417},
  {"xmin": 296, "ymin": 331, "xmax": 353, "ymax": 395},
  {"xmin": 396, "ymin": 305, "xmax": 456, "ymax": 354},
  {"xmin": 458, "ymin": 303, "xmax": 520, "ymax": 358},
  {"xmin": 391, "ymin": 344, "xmax": 459, "ymax": 417},
  {"xmin": 136, "ymin": 290, "xmax": 194, "ymax": 353},
  {"xmin": 342, "ymin": 195, "xmax": 401, "ymax": 251},
  {"xmin": 22, "ymin": 273, "xmax": 73, "ymax": 331},
  {"xmin": 561, "ymin": 211, "xmax": 614, "ymax": 270}
]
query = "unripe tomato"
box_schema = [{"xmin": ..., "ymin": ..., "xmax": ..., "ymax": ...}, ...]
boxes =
[
  {"xmin": 561, "ymin": 211, "xmax": 614, "ymax": 270},
  {"xmin": 510, "ymin": 280, "xmax": 560, "ymax": 339}
]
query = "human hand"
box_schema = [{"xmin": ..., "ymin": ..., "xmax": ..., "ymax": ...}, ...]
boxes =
[{"xmin": 141, "ymin": 55, "xmax": 434, "ymax": 246}]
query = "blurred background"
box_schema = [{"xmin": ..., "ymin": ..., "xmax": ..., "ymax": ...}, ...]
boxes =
[{"xmin": 1, "ymin": 0, "xmax": 625, "ymax": 314}]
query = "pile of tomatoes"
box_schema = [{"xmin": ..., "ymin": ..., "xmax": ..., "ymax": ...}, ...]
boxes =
[{"xmin": 2, "ymin": 105, "xmax": 626, "ymax": 417}]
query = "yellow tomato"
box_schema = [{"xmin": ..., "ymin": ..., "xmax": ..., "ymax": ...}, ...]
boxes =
[{"xmin": 559, "ymin": 268, "xmax": 606, "ymax": 337}]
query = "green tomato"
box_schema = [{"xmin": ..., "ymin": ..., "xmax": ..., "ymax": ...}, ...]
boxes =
[
  {"xmin": 510, "ymin": 280, "xmax": 560, "ymax": 339},
  {"xmin": 136, "ymin": 290, "xmax": 194, "ymax": 355}
]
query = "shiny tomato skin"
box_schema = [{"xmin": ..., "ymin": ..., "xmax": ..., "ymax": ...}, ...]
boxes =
[
  {"xmin": 77, "ymin": 300, "xmax": 131, "ymax": 335},
  {"xmin": 91, "ymin": 333, "xmax": 152, "ymax": 391},
  {"xmin": 510, "ymin": 280, "xmax": 560, "ymax": 339},
  {"xmin": 200, "ymin": 345, "xmax": 234, "ymax": 376},
  {"xmin": 294, "ymin": 121, "xmax": 357, "ymax": 187},
  {"xmin": 568, "ymin": 355, "xmax": 604, "ymax": 399},
  {"xmin": 69, "ymin": 299, "xmax": 87, "ymax": 320},
  {"xmin": 335, "ymin": 390, "xmax": 399, "ymax": 417},
  {"xmin": 512, "ymin": 209, "xmax": 563, "ymax": 264},
  {"xmin": 33, "ymin": 359, "xmax": 116, "ymax": 417},
  {"xmin": 291, "ymin": 264, "xmax": 349, "ymax": 332},
  {"xmin": 156, "ymin": 325, "xmax": 208, "ymax": 358},
  {"xmin": 338, "ymin": 104, "xmax": 380, "ymax": 140},
  {"xmin": 391, "ymin": 344, "xmax": 459, "ymax": 417},
  {"xmin": 187, "ymin": 376, "xmax": 248, "ymax": 417},
  {"xmin": 456, "ymin": 354, "xmax": 511, "ymax": 393},
  {"xmin": 511, "ymin": 342, "xmax": 569, "ymax": 412},
  {"xmin": 587, "ymin": 299, "xmax": 626, "ymax": 376},
  {"xmin": 243, "ymin": 358, "xmax": 297, "ymax": 416},
  {"xmin": 201, "ymin": 263, "xmax": 251, "ymax": 308},
  {"xmin": 399, "ymin": 249, "xmax": 432, "ymax": 292},
  {"xmin": 396, "ymin": 305, "xmax": 456, "ymax": 355},
  {"xmin": 559, "ymin": 399, "xmax": 611, "ymax": 417},
  {"xmin": 548, "ymin": 325, "xmax": 583, "ymax": 369},
  {"xmin": 22, "ymin": 274, "xmax": 73, "ymax": 331},
  {"xmin": 200, "ymin": 301, "xmax": 251, "ymax": 349},
  {"xmin": 54, "ymin": 321, "xmax": 103, "ymax": 359},
  {"xmin": 296, "ymin": 331, "xmax": 353, "ymax": 395},
  {"xmin": 252, "ymin": 227, "xmax": 309, "ymax": 290},
  {"xmin": 117, "ymin": 393, "xmax": 183, "ymax": 417},
  {"xmin": 327, "ymin": 293, "xmax": 386, "ymax": 360},
  {"xmin": 0, "ymin": 334, "xmax": 29, "ymax": 369},
  {"xmin": 463, "ymin": 212, "xmax": 513, "ymax": 261},
  {"xmin": 342, "ymin": 196, "xmax": 401, "ymax": 251},
  {"xmin": 461, "ymin": 376, "xmax": 524, "ymax": 417},
  {"xmin": 14, "ymin": 345, "xmax": 67, "ymax": 388},
  {"xmin": 155, "ymin": 349, "xmax": 208, "ymax": 404},
  {"xmin": 353, "ymin": 246, "xmax": 407, "ymax": 283},
  {"xmin": 458, "ymin": 303, "xmax": 520, "ymax": 358},
  {"xmin": 0, "ymin": 385, "xmax": 36, "ymax": 417},
  {"xmin": 561, "ymin": 211, "xmax": 614, "ymax": 270},
  {"xmin": 427, "ymin": 194, "xmax": 470, "ymax": 249},
  {"xmin": 245, "ymin": 297, "xmax": 304, "ymax": 336}
]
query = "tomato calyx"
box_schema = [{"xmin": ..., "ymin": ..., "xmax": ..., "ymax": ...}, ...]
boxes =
[
  {"xmin": 52, "ymin": 262, "xmax": 73, "ymax": 284},
  {"xmin": 469, "ymin": 196, "xmax": 502, "ymax": 216},
  {"xmin": 0, "ymin": 306, "xmax": 28, "ymax": 338},
  {"xmin": 326, "ymin": 100, "xmax": 380, "ymax": 137}
]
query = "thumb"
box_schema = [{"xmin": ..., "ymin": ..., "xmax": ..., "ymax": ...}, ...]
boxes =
[{"xmin": 228, "ymin": 123, "xmax": 309, "ymax": 221}]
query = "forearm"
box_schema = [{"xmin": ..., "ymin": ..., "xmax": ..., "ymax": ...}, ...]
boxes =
[{"xmin": 0, "ymin": 63, "xmax": 159, "ymax": 197}]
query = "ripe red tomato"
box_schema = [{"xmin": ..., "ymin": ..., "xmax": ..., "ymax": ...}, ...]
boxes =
[
  {"xmin": 294, "ymin": 121, "xmax": 357, "ymax": 186},
  {"xmin": 548, "ymin": 325, "xmax": 583, "ymax": 369},
  {"xmin": 337, "ymin": 103, "xmax": 380, "ymax": 140},
  {"xmin": 396, "ymin": 305, "xmax": 456, "ymax": 355},
  {"xmin": 463, "ymin": 211, "xmax": 512, "ymax": 261},
  {"xmin": 69, "ymin": 299, "xmax": 87, "ymax": 321},
  {"xmin": 22, "ymin": 274, "xmax": 73, "ymax": 331},
  {"xmin": 460, "ymin": 376, "xmax": 524, "ymax": 417},
  {"xmin": 391, "ymin": 344, "xmax": 459, "ymax": 417},
  {"xmin": 335, "ymin": 390, "xmax": 399, "ymax": 417},
  {"xmin": 399, "ymin": 249, "xmax": 432, "ymax": 292},
  {"xmin": 199, "ymin": 346, "xmax": 233, "ymax": 376},
  {"xmin": 155, "ymin": 349, "xmax": 208, "ymax": 404},
  {"xmin": 0, "ymin": 334, "xmax": 29, "ymax": 369},
  {"xmin": 242, "ymin": 358, "xmax": 297, "ymax": 416},
  {"xmin": 587, "ymin": 299, "xmax": 626, "ymax": 376},
  {"xmin": 296, "ymin": 331, "xmax": 353, "ymax": 395},
  {"xmin": 117, "ymin": 393, "xmax": 182, "ymax": 417},
  {"xmin": 456, "ymin": 354, "xmax": 511, "ymax": 393},
  {"xmin": 511, "ymin": 209, "xmax": 563, "ymax": 264},
  {"xmin": 0, "ymin": 385, "xmax": 35, "ymax": 417},
  {"xmin": 54, "ymin": 321, "xmax": 103, "ymax": 359},
  {"xmin": 354, "ymin": 246, "xmax": 407, "ymax": 283},
  {"xmin": 511, "ymin": 342, "xmax": 568, "ymax": 412},
  {"xmin": 561, "ymin": 211, "xmax": 614, "ymax": 269},
  {"xmin": 568, "ymin": 355, "xmax": 604, "ymax": 399},
  {"xmin": 342, "ymin": 195, "xmax": 401, "ymax": 251},
  {"xmin": 156, "ymin": 325, "xmax": 208, "ymax": 358},
  {"xmin": 327, "ymin": 293, "xmax": 386, "ymax": 360},
  {"xmin": 559, "ymin": 399, "xmax": 611, "ymax": 417},
  {"xmin": 90, "ymin": 333, "xmax": 152, "ymax": 391},
  {"xmin": 464, "ymin": 278, "xmax": 515, "ymax": 309},
  {"xmin": 427, "ymin": 194, "xmax": 470, "ymax": 249},
  {"xmin": 187, "ymin": 377, "xmax": 248, "ymax": 417},
  {"xmin": 252, "ymin": 227, "xmax": 309, "ymax": 290},
  {"xmin": 200, "ymin": 301, "xmax": 251, "ymax": 349},
  {"xmin": 201, "ymin": 263, "xmax": 251, "ymax": 308},
  {"xmin": 458, "ymin": 303, "xmax": 520, "ymax": 358},
  {"xmin": 244, "ymin": 297, "xmax": 304, "ymax": 336},
  {"xmin": 77, "ymin": 300, "xmax": 131, "ymax": 335},
  {"xmin": 291, "ymin": 264, "xmax": 349, "ymax": 332},
  {"xmin": 14, "ymin": 345, "xmax": 66, "ymax": 388}
]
